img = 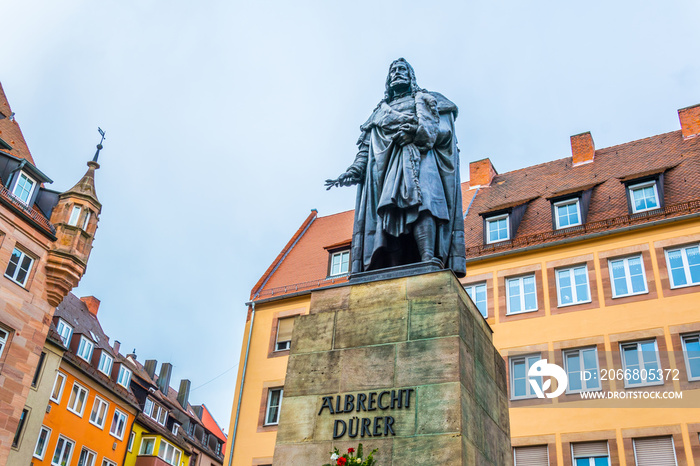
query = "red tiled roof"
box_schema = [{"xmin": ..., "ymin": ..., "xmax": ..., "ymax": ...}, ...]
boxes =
[
  {"xmin": 0, "ymin": 82, "xmax": 35, "ymax": 165},
  {"xmin": 250, "ymin": 127, "xmax": 700, "ymax": 301}
]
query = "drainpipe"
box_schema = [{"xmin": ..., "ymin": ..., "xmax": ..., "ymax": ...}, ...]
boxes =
[{"xmin": 227, "ymin": 301, "xmax": 256, "ymax": 466}]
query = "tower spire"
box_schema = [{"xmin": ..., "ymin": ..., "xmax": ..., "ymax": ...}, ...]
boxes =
[{"xmin": 92, "ymin": 127, "xmax": 105, "ymax": 163}]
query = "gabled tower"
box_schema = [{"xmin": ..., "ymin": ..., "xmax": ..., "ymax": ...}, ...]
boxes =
[{"xmin": 45, "ymin": 145, "xmax": 102, "ymax": 307}]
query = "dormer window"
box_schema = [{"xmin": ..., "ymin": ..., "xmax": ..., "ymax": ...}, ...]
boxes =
[
  {"xmin": 77, "ymin": 336, "xmax": 94, "ymax": 362},
  {"xmin": 68, "ymin": 206, "xmax": 81, "ymax": 226},
  {"xmin": 97, "ymin": 351, "xmax": 113, "ymax": 376},
  {"xmin": 172, "ymin": 423, "xmax": 180, "ymax": 435},
  {"xmin": 56, "ymin": 319, "xmax": 73, "ymax": 347},
  {"xmin": 11, "ymin": 171, "xmax": 36, "ymax": 205},
  {"xmin": 117, "ymin": 365, "xmax": 131, "ymax": 389},
  {"xmin": 329, "ymin": 250, "xmax": 350, "ymax": 276},
  {"xmin": 485, "ymin": 214, "xmax": 509, "ymax": 243},
  {"xmin": 628, "ymin": 180, "xmax": 660, "ymax": 213},
  {"xmin": 553, "ymin": 198, "xmax": 581, "ymax": 229}
]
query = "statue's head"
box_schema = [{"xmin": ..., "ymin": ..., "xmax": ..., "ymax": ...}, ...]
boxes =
[{"xmin": 385, "ymin": 58, "xmax": 419, "ymax": 100}]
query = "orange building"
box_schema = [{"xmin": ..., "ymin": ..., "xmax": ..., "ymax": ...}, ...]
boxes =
[
  {"xmin": 0, "ymin": 82, "xmax": 102, "ymax": 463},
  {"xmin": 225, "ymin": 104, "xmax": 700, "ymax": 465}
]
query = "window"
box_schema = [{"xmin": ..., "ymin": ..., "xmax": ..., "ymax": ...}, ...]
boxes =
[
  {"xmin": 82, "ymin": 211, "xmax": 91, "ymax": 230},
  {"xmin": 275, "ymin": 318, "xmax": 293, "ymax": 352},
  {"xmin": 556, "ymin": 265, "xmax": 591, "ymax": 306},
  {"xmin": 554, "ymin": 199, "xmax": 581, "ymax": 229},
  {"xmin": 50, "ymin": 372, "xmax": 66, "ymax": 403},
  {"xmin": 330, "ymin": 250, "xmax": 350, "ymax": 276},
  {"xmin": 139, "ymin": 437, "xmax": 156, "ymax": 455},
  {"xmin": 620, "ymin": 340, "xmax": 662, "ymax": 387},
  {"xmin": 68, "ymin": 206, "xmax": 81, "ymax": 226},
  {"xmin": 665, "ymin": 245, "xmax": 700, "ymax": 288},
  {"xmin": 32, "ymin": 351, "xmax": 46, "ymax": 387},
  {"xmin": 101, "ymin": 460, "xmax": 117, "ymax": 466},
  {"xmin": 33, "ymin": 426, "xmax": 51, "ymax": 459},
  {"xmin": 97, "ymin": 351, "xmax": 113, "ymax": 376},
  {"xmin": 506, "ymin": 275, "xmax": 537, "ymax": 314},
  {"xmin": 158, "ymin": 439, "xmax": 182, "ymax": 466},
  {"xmin": 514, "ymin": 444, "xmax": 549, "ymax": 465},
  {"xmin": 628, "ymin": 181, "xmax": 660, "ymax": 213},
  {"xmin": 265, "ymin": 388, "xmax": 283, "ymax": 425},
  {"xmin": 564, "ymin": 348, "xmax": 600, "ymax": 392},
  {"xmin": 89, "ymin": 396, "xmax": 109, "ymax": 428},
  {"xmin": 127, "ymin": 432, "xmax": 135, "ymax": 452},
  {"xmin": 56, "ymin": 319, "xmax": 73, "ymax": 347},
  {"xmin": 51, "ymin": 435, "xmax": 75, "ymax": 466},
  {"xmin": 464, "ymin": 283, "xmax": 488, "ymax": 318},
  {"xmin": 681, "ymin": 334, "xmax": 700, "ymax": 381},
  {"xmin": 67, "ymin": 382, "xmax": 89, "ymax": 416},
  {"xmin": 109, "ymin": 409, "xmax": 128, "ymax": 439},
  {"xmin": 486, "ymin": 214, "xmax": 509, "ymax": 243},
  {"xmin": 77, "ymin": 336, "xmax": 94, "ymax": 362},
  {"xmin": 12, "ymin": 171, "xmax": 36, "ymax": 204},
  {"xmin": 609, "ymin": 255, "xmax": 647, "ymax": 298},
  {"xmin": 12, "ymin": 408, "xmax": 28, "ymax": 448},
  {"xmin": 633, "ymin": 436, "xmax": 677, "ymax": 466},
  {"xmin": 155, "ymin": 405, "xmax": 168, "ymax": 425},
  {"xmin": 572, "ymin": 441, "xmax": 610, "ymax": 465},
  {"xmin": 117, "ymin": 365, "xmax": 131, "ymax": 388},
  {"xmin": 4, "ymin": 247, "xmax": 33, "ymax": 286},
  {"xmin": 144, "ymin": 398, "xmax": 154, "ymax": 417},
  {"xmin": 77, "ymin": 447, "xmax": 97, "ymax": 466},
  {"xmin": 172, "ymin": 423, "xmax": 180, "ymax": 435},
  {"xmin": 510, "ymin": 354, "xmax": 542, "ymax": 399},
  {"xmin": 0, "ymin": 327, "xmax": 9, "ymax": 360}
]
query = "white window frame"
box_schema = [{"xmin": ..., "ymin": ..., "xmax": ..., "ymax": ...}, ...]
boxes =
[
  {"xmin": 158, "ymin": 439, "xmax": 182, "ymax": 466},
  {"xmin": 665, "ymin": 245, "xmax": 700, "ymax": 289},
  {"xmin": 97, "ymin": 351, "xmax": 113, "ymax": 376},
  {"xmin": 563, "ymin": 347, "xmax": 601, "ymax": 393},
  {"xmin": 509, "ymin": 354, "xmax": 542, "ymax": 400},
  {"xmin": 464, "ymin": 282, "xmax": 488, "ymax": 318},
  {"xmin": 33, "ymin": 425, "xmax": 51, "ymax": 460},
  {"xmin": 329, "ymin": 250, "xmax": 350, "ymax": 276},
  {"xmin": 101, "ymin": 459, "xmax": 118, "ymax": 466},
  {"xmin": 172, "ymin": 423, "xmax": 180, "ymax": 435},
  {"xmin": 633, "ymin": 436, "xmax": 678, "ymax": 466},
  {"xmin": 571, "ymin": 441, "xmax": 610, "ymax": 466},
  {"xmin": 51, "ymin": 435, "xmax": 75, "ymax": 466},
  {"xmin": 4, "ymin": 247, "xmax": 34, "ymax": 287},
  {"xmin": 555, "ymin": 265, "xmax": 591, "ymax": 307},
  {"xmin": 486, "ymin": 213, "xmax": 510, "ymax": 244},
  {"xmin": 68, "ymin": 206, "xmax": 81, "ymax": 226},
  {"xmin": 275, "ymin": 318, "xmax": 293, "ymax": 352},
  {"xmin": 89, "ymin": 396, "xmax": 109, "ymax": 429},
  {"xmin": 264, "ymin": 388, "xmax": 283, "ymax": 426},
  {"xmin": 681, "ymin": 333, "xmax": 700, "ymax": 382},
  {"xmin": 117, "ymin": 365, "xmax": 131, "ymax": 388},
  {"xmin": 50, "ymin": 372, "xmax": 66, "ymax": 403},
  {"xmin": 11, "ymin": 171, "xmax": 36, "ymax": 205},
  {"xmin": 77, "ymin": 447, "xmax": 97, "ymax": 466},
  {"xmin": 82, "ymin": 210, "xmax": 91, "ymax": 230},
  {"xmin": 109, "ymin": 408, "xmax": 128, "ymax": 440},
  {"xmin": 553, "ymin": 198, "xmax": 582, "ymax": 229},
  {"xmin": 139, "ymin": 437, "xmax": 156, "ymax": 456},
  {"xmin": 619, "ymin": 340, "xmax": 664, "ymax": 388},
  {"xmin": 608, "ymin": 255, "xmax": 648, "ymax": 298},
  {"xmin": 0, "ymin": 327, "xmax": 9, "ymax": 360},
  {"xmin": 77, "ymin": 336, "xmax": 94, "ymax": 362},
  {"xmin": 513, "ymin": 444, "xmax": 550, "ymax": 465},
  {"xmin": 506, "ymin": 274, "xmax": 538, "ymax": 315},
  {"xmin": 67, "ymin": 382, "xmax": 89, "ymax": 416},
  {"xmin": 628, "ymin": 180, "xmax": 660, "ymax": 213},
  {"xmin": 143, "ymin": 398, "xmax": 154, "ymax": 417},
  {"xmin": 127, "ymin": 431, "xmax": 135, "ymax": 452},
  {"xmin": 155, "ymin": 405, "xmax": 167, "ymax": 426},
  {"xmin": 56, "ymin": 319, "xmax": 73, "ymax": 347}
]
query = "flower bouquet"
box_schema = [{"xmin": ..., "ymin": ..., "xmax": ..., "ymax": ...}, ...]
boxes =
[{"xmin": 322, "ymin": 444, "xmax": 378, "ymax": 466}]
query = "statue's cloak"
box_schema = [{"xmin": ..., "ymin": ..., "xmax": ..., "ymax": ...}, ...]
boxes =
[{"xmin": 348, "ymin": 91, "xmax": 466, "ymax": 277}]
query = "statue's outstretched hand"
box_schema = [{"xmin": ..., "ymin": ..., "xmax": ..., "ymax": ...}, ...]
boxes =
[{"xmin": 325, "ymin": 171, "xmax": 359, "ymax": 190}]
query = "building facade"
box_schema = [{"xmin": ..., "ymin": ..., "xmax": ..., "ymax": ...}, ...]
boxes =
[
  {"xmin": 0, "ymin": 82, "xmax": 101, "ymax": 464},
  {"xmin": 225, "ymin": 104, "xmax": 700, "ymax": 465}
]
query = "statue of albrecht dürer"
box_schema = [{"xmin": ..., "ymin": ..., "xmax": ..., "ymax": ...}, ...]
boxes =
[{"xmin": 327, "ymin": 58, "xmax": 466, "ymax": 277}]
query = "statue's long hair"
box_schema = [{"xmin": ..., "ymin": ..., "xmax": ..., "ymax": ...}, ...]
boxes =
[{"xmin": 382, "ymin": 58, "xmax": 426, "ymax": 103}]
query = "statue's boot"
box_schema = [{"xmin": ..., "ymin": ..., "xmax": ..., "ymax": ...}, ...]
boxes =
[{"xmin": 414, "ymin": 213, "xmax": 437, "ymax": 262}]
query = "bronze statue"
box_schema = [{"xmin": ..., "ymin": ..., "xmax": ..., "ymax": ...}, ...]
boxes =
[{"xmin": 327, "ymin": 58, "xmax": 466, "ymax": 277}]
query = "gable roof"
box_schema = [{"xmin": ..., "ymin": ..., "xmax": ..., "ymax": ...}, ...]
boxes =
[{"xmin": 0, "ymin": 82, "xmax": 35, "ymax": 165}]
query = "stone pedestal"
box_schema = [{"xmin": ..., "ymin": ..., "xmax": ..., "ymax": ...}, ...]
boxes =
[{"xmin": 273, "ymin": 269, "xmax": 512, "ymax": 465}]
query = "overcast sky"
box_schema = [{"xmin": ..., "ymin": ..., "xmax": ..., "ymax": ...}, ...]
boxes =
[{"xmin": 2, "ymin": 0, "xmax": 699, "ymax": 430}]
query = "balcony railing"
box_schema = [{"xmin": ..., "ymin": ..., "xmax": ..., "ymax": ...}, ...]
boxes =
[{"xmin": 0, "ymin": 183, "xmax": 55, "ymax": 234}]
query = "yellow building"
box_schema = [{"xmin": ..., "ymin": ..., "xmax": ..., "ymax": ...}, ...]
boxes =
[{"xmin": 225, "ymin": 104, "xmax": 700, "ymax": 466}]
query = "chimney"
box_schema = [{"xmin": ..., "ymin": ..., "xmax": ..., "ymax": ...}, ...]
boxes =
[
  {"xmin": 177, "ymin": 379, "xmax": 191, "ymax": 409},
  {"xmin": 679, "ymin": 104, "xmax": 700, "ymax": 140},
  {"xmin": 157, "ymin": 362, "xmax": 173, "ymax": 394},
  {"xmin": 571, "ymin": 132, "xmax": 595, "ymax": 166},
  {"xmin": 469, "ymin": 158, "xmax": 497, "ymax": 187},
  {"xmin": 80, "ymin": 296, "xmax": 101, "ymax": 317},
  {"xmin": 144, "ymin": 359, "xmax": 157, "ymax": 380},
  {"xmin": 112, "ymin": 340, "xmax": 121, "ymax": 354}
]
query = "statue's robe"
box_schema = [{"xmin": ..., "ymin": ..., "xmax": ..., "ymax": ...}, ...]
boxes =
[{"xmin": 346, "ymin": 91, "xmax": 466, "ymax": 277}]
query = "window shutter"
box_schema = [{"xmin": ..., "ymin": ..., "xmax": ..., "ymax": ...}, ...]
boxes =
[
  {"xmin": 572, "ymin": 441, "xmax": 608, "ymax": 458},
  {"xmin": 514, "ymin": 445, "xmax": 549, "ymax": 465},
  {"xmin": 277, "ymin": 318, "xmax": 294, "ymax": 343},
  {"xmin": 633, "ymin": 436, "xmax": 677, "ymax": 466}
]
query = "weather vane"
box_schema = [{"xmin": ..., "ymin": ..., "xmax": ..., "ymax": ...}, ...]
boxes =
[{"xmin": 93, "ymin": 127, "xmax": 106, "ymax": 162}]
